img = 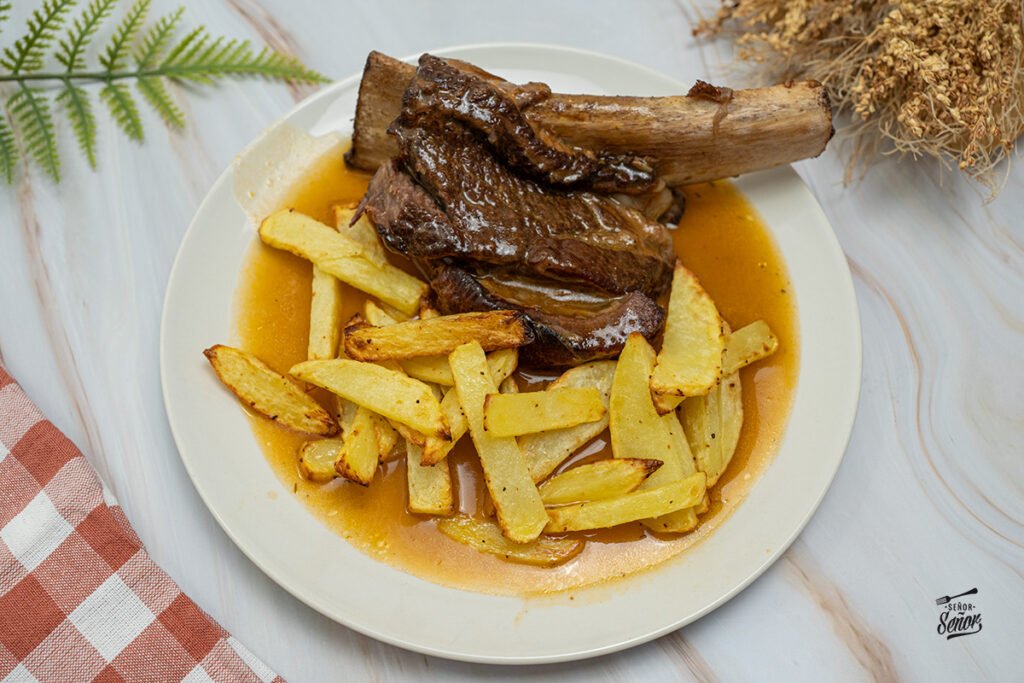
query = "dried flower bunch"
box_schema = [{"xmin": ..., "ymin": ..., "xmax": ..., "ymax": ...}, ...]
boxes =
[{"xmin": 697, "ymin": 0, "xmax": 1024, "ymax": 198}]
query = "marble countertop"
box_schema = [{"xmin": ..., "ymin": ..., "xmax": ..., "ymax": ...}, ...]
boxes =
[{"xmin": 1, "ymin": 0, "xmax": 1021, "ymax": 680}]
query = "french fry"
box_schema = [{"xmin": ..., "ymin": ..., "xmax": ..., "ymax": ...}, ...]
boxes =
[
  {"xmin": 297, "ymin": 439, "xmax": 343, "ymax": 482},
  {"xmin": 290, "ymin": 359, "xmax": 449, "ymax": 439},
  {"xmin": 609, "ymin": 334, "xmax": 699, "ymax": 533},
  {"xmin": 372, "ymin": 413, "xmax": 400, "ymax": 461},
  {"xmin": 520, "ymin": 360, "xmax": 616, "ymax": 482},
  {"xmin": 684, "ymin": 369, "xmax": 744, "ymax": 487},
  {"xmin": 696, "ymin": 493, "xmax": 711, "ymax": 516},
  {"xmin": 718, "ymin": 371, "xmax": 744, "ymax": 475},
  {"xmin": 260, "ymin": 209, "xmax": 427, "ymax": 315},
  {"xmin": 483, "ymin": 387, "xmax": 605, "ymax": 437},
  {"xmin": 204, "ymin": 345, "xmax": 337, "ymax": 436},
  {"xmin": 335, "ymin": 406, "xmax": 378, "ymax": 485},
  {"xmin": 722, "ymin": 320, "xmax": 778, "ymax": 375},
  {"xmin": 406, "ymin": 441, "xmax": 454, "ymax": 516},
  {"xmin": 450, "ymin": 342, "xmax": 547, "ymax": 543},
  {"xmin": 420, "ymin": 349, "xmax": 518, "ymax": 465},
  {"xmin": 260, "ymin": 209, "xmax": 363, "ymax": 259},
  {"xmin": 544, "ymin": 473, "xmax": 706, "ymax": 533},
  {"xmin": 648, "ymin": 414, "xmax": 700, "ymax": 533},
  {"xmin": 650, "ymin": 261, "xmax": 724, "ymax": 403},
  {"xmin": 363, "ymin": 299, "xmax": 399, "ymax": 327},
  {"xmin": 389, "ymin": 419, "xmax": 425, "ymax": 447},
  {"xmin": 499, "ymin": 375, "xmax": 518, "ymax": 394},
  {"xmin": 538, "ymin": 458, "xmax": 662, "ymax": 506},
  {"xmin": 344, "ymin": 311, "xmax": 533, "ymax": 361},
  {"xmin": 399, "ymin": 356, "xmax": 454, "ymax": 386},
  {"xmin": 308, "ymin": 267, "xmax": 344, "ymax": 360},
  {"xmin": 437, "ymin": 516, "xmax": 583, "ymax": 567},
  {"xmin": 333, "ymin": 205, "xmax": 390, "ymax": 268}
]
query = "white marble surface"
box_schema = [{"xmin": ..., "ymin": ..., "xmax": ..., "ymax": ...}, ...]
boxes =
[{"xmin": 1, "ymin": 0, "xmax": 1021, "ymax": 680}]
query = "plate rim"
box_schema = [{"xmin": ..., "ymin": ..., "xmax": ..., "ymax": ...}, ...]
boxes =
[{"xmin": 160, "ymin": 42, "xmax": 862, "ymax": 664}]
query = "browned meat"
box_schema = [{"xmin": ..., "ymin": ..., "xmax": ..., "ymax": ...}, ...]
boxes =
[
  {"xmin": 364, "ymin": 121, "xmax": 675, "ymax": 297},
  {"xmin": 431, "ymin": 267, "xmax": 664, "ymax": 367},
  {"xmin": 356, "ymin": 54, "xmax": 680, "ymax": 367},
  {"xmin": 401, "ymin": 54, "xmax": 658, "ymax": 195}
]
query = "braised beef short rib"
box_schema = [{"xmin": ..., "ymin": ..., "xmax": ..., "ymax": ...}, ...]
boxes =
[{"xmin": 358, "ymin": 54, "xmax": 677, "ymax": 367}]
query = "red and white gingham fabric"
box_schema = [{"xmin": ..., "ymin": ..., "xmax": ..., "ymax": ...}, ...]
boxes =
[{"xmin": 0, "ymin": 366, "xmax": 284, "ymax": 683}]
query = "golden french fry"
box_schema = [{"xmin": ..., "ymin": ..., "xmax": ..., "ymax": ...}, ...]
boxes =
[
  {"xmin": 399, "ymin": 356, "xmax": 454, "ymax": 386},
  {"xmin": 437, "ymin": 516, "xmax": 583, "ymax": 567},
  {"xmin": 260, "ymin": 209, "xmax": 427, "ymax": 315},
  {"xmin": 450, "ymin": 342, "xmax": 547, "ymax": 543},
  {"xmin": 420, "ymin": 349, "xmax": 519, "ymax": 465},
  {"xmin": 406, "ymin": 441, "xmax": 454, "ymax": 516},
  {"xmin": 696, "ymin": 492, "xmax": 711, "ymax": 515},
  {"xmin": 333, "ymin": 205, "xmax": 390, "ymax": 268},
  {"xmin": 544, "ymin": 473, "xmax": 706, "ymax": 533},
  {"xmin": 297, "ymin": 439, "xmax": 343, "ymax": 482},
  {"xmin": 539, "ymin": 458, "xmax": 662, "ymax": 506},
  {"xmin": 718, "ymin": 371, "xmax": 743, "ymax": 475},
  {"xmin": 290, "ymin": 359, "xmax": 449, "ymax": 440},
  {"xmin": 722, "ymin": 320, "xmax": 779, "ymax": 376},
  {"xmin": 483, "ymin": 387, "xmax": 605, "ymax": 437},
  {"xmin": 689, "ymin": 370, "xmax": 744, "ymax": 485},
  {"xmin": 647, "ymin": 414, "xmax": 700, "ymax": 533},
  {"xmin": 344, "ymin": 311, "xmax": 533, "ymax": 361},
  {"xmin": 652, "ymin": 392, "xmax": 684, "ymax": 416},
  {"xmin": 335, "ymin": 406, "xmax": 378, "ymax": 485},
  {"xmin": 419, "ymin": 303, "xmax": 442, "ymax": 319},
  {"xmin": 650, "ymin": 261, "xmax": 724, "ymax": 400},
  {"xmin": 520, "ymin": 361, "xmax": 616, "ymax": 482},
  {"xmin": 609, "ymin": 334, "xmax": 699, "ymax": 533},
  {"xmin": 363, "ymin": 299, "xmax": 399, "ymax": 327},
  {"xmin": 499, "ymin": 375, "xmax": 518, "ymax": 394},
  {"xmin": 204, "ymin": 345, "xmax": 337, "ymax": 436},
  {"xmin": 372, "ymin": 413, "xmax": 400, "ymax": 461},
  {"xmin": 308, "ymin": 267, "xmax": 344, "ymax": 360},
  {"xmin": 260, "ymin": 209, "xmax": 363, "ymax": 260}
]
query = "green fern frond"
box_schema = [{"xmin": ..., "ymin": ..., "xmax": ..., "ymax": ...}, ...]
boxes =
[
  {"xmin": 135, "ymin": 6, "xmax": 183, "ymax": 69},
  {"xmin": 1, "ymin": 0, "xmax": 76, "ymax": 74},
  {"xmin": 161, "ymin": 37, "xmax": 328, "ymax": 84},
  {"xmin": 100, "ymin": 81, "xmax": 143, "ymax": 141},
  {"xmin": 0, "ymin": 113, "xmax": 17, "ymax": 183},
  {"xmin": 0, "ymin": 1, "xmax": 330, "ymax": 183},
  {"xmin": 99, "ymin": 0, "xmax": 148, "ymax": 71},
  {"xmin": 56, "ymin": 0, "xmax": 116, "ymax": 71},
  {"xmin": 57, "ymin": 82, "xmax": 96, "ymax": 166},
  {"xmin": 8, "ymin": 84, "xmax": 60, "ymax": 180},
  {"xmin": 0, "ymin": 2, "xmax": 13, "ymax": 36},
  {"xmin": 136, "ymin": 75, "xmax": 182, "ymax": 128}
]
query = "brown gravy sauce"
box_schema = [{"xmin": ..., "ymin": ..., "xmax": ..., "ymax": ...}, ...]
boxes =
[{"xmin": 230, "ymin": 153, "xmax": 799, "ymax": 596}]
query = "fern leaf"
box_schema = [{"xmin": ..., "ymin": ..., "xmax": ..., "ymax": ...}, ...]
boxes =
[
  {"xmin": 0, "ymin": 1, "xmax": 12, "ymax": 36},
  {"xmin": 161, "ymin": 38, "xmax": 328, "ymax": 83},
  {"xmin": 57, "ymin": 82, "xmax": 97, "ymax": 167},
  {"xmin": 99, "ymin": 0, "xmax": 149, "ymax": 71},
  {"xmin": 8, "ymin": 84, "xmax": 60, "ymax": 181},
  {"xmin": 160, "ymin": 24, "xmax": 202, "ymax": 67},
  {"xmin": 0, "ymin": 113, "xmax": 17, "ymax": 184},
  {"xmin": 135, "ymin": 6, "xmax": 184, "ymax": 69},
  {"xmin": 100, "ymin": 81, "xmax": 144, "ymax": 141},
  {"xmin": 136, "ymin": 76, "xmax": 183, "ymax": 128},
  {"xmin": 56, "ymin": 0, "xmax": 116, "ymax": 71},
  {"xmin": 1, "ymin": 0, "xmax": 76, "ymax": 74}
]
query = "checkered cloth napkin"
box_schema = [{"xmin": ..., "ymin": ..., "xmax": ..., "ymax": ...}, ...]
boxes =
[{"xmin": 0, "ymin": 367, "xmax": 284, "ymax": 682}]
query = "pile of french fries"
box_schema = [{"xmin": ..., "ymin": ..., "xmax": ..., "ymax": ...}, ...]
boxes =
[{"xmin": 205, "ymin": 206, "xmax": 779, "ymax": 567}]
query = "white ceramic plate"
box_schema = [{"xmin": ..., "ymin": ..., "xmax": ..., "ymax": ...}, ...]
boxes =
[{"xmin": 161, "ymin": 44, "xmax": 861, "ymax": 664}]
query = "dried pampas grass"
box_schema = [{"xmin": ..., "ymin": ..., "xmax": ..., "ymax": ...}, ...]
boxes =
[{"xmin": 696, "ymin": 0, "xmax": 1024, "ymax": 199}]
